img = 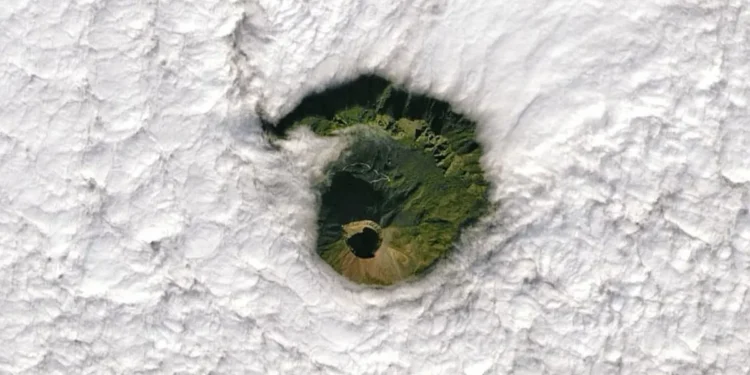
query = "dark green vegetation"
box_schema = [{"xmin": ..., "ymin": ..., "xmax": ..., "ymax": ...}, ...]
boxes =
[{"xmin": 266, "ymin": 76, "xmax": 489, "ymax": 285}]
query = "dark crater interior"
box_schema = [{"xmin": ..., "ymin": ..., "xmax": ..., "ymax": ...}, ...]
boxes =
[{"xmin": 346, "ymin": 227, "xmax": 380, "ymax": 259}]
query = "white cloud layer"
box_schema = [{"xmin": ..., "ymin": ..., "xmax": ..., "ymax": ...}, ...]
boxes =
[{"xmin": 1, "ymin": 0, "xmax": 749, "ymax": 374}]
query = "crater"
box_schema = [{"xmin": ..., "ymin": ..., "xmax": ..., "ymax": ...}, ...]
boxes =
[
  {"xmin": 265, "ymin": 75, "xmax": 489, "ymax": 285},
  {"xmin": 346, "ymin": 225, "xmax": 381, "ymax": 258}
]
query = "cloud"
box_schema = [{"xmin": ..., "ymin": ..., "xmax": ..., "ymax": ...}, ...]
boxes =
[{"xmin": 1, "ymin": 0, "xmax": 748, "ymax": 373}]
